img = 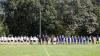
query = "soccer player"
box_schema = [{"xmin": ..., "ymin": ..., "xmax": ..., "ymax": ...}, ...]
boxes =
[
  {"xmin": 44, "ymin": 34, "xmax": 49, "ymax": 44},
  {"xmin": 4, "ymin": 36, "xmax": 7, "ymax": 43},
  {"xmin": 23, "ymin": 36, "xmax": 27, "ymax": 42},
  {"xmin": 73, "ymin": 36, "xmax": 77, "ymax": 44},
  {"xmin": 11, "ymin": 36, "xmax": 14, "ymax": 42},
  {"xmin": 21, "ymin": 36, "xmax": 24, "ymax": 43},
  {"xmin": 92, "ymin": 36, "xmax": 96, "ymax": 44},
  {"xmin": 26, "ymin": 36, "xmax": 29, "ymax": 44},
  {"xmin": 80, "ymin": 36, "xmax": 83, "ymax": 44},
  {"xmin": 86, "ymin": 36, "xmax": 89, "ymax": 44},
  {"xmin": 32, "ymin": 36, "xmax": 38, "ymax": 44},
  {"xmin": 0, "ymin": 37, "xmax": 1, "ymax": 43},
  {"xmin": 83, "ymin": 36, "xmax": 86, "ymax": 44},
  {"xmin": 53, "ymin": 36, "xmax": 57, "ymax": 44},
  {"xmin": 0, "ymin": 36, "xmax": 3, "ymax": 44},
  {"xmin": 51, "ymin": 35, "xmax": 54, "ymax": 44},
  {"xmin": 37, "ymin": 35, "xmax": 42, "ymax": 45},
  {"xmin": 99, "ymin": 36, "xmax": 100, "ymax": 43},
  {"xmin": 89, "ymin": 36, "xmax": 92, "ymax": 43},
  {"xmin": 56, "ymin": 36, "xmax": 59, "ymax": 44},
  {"xmin": 68, "ymin": 36, "xmax": 71, "ymax": 44},
  {"xmin": 58, "ymin": 35, "xmax": 62, "ymax": 44},
  {"xmin": 30, "ymin": 36, "xmax": 33, "ymax": 45},
  {"xmin": 41, "ymin": 35, "xmax": 45, "ymax": 44},
  {"xmin": 61, "ymin": 35, "xmax": 65, "ymax": 44},
  {"xmin": 77, "ymin": 36, "xmax": 80, "ymax": 44},
  {"xmin": 64, "ymin": 36, "xmax": 67, "ymax": 44},
  {"xmin": 71, "ymin": 36, "xmax": 74, "ymax": 44},
  {"xmin": 96, "ymin": 35, "xmax": 99, "ymax": 44}
]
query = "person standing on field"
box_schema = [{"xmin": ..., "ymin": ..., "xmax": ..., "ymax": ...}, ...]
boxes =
[
  {"xmin": 71, "ymin": 36, "xmax": 73, "ymax": 44},
  {"xmin": 99, "ymin": 36, "xmax": 100, "ymax": 43},
  {"xmin": 68, "ymin": 36, "xmax": 71, "ymax": 44},
  {"xmin": 73, "ymin": 36, "xmax": 77, "ymax": 44},
  {"xmin": 37, "ymin": 35, "xmax": 42, "ymax": 45},
  {"xmin": 92, "ymin": 36, "xmax": 96, "ymax": 44},
  {"xmin": 89, "ymin": 36, "xmax": 92, "ymax": 43},
  {"xmin": 83, "ymin": 36, "xmax": 86, "ymax": 44},
  {"xmin": 51, "ymin": 35, "xmax": 54, "ymax": 45},
  {"xmin": 44, "ymin": 34, "xmax": 49, "ymax": 44},
  {"xmin": 96, "ymin": 35, "xmax": 99, "ymax": 44},
  {"xmin": 77, "ymin": 36, "xmax": 80, "ymax": 44}
]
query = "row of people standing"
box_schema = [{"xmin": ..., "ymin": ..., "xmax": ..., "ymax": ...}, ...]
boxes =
[
  {"xmin": 0, "ymin": 35, "xmax": 100, "ymax": 45},
  {"xmin": 67, "ymin": 36, "xmax": 99, "ymax": 44},
  {"xmin": 37, "ymin": 35, "xmax": 100, "ymax": 45},
  {"xmin": 37, "ymin": 35, "xmax": 66, "ymax": 45}
]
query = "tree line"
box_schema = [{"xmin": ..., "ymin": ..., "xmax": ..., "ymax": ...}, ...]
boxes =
[{"xmin": 0, "ymin": 0, "xmax": 100, "ymax": 36}]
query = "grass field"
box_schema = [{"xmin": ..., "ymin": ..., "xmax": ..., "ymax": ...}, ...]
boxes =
[{"xmin": 0, "ymin": 44, "xmax": 100, "ymax": 56}]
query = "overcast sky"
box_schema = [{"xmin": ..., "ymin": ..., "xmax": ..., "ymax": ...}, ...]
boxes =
[{"xmin": 0, "ymin": 0, "xmax": 7, "ymax": 2}]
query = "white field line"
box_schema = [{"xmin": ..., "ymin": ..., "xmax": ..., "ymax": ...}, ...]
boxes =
[{"xmin": 42, "ymin": 45, "xmax": 50, "ymax": 56}]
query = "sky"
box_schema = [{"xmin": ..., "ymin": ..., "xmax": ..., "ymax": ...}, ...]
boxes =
[{"xmin": 0, "ymin": 0, "xmax": 7, "ymax": 2}]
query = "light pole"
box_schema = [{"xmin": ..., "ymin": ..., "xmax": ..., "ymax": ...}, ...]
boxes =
[
  {"xmin": 39, "ymin": 0, "xmax": 42, "ymax": 38},
  {"xmin": 35, "ymin": 0, "xmax": 42, "ymax": 38},
  {"xmin": 39, "ymin": 7, "xmax": 41, "ymax": 38}
]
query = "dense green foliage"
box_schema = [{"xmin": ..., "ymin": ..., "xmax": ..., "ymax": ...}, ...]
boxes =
[
  {"xmin": 0, "ymin": 0, "xmax": 8, "ymax": 36},
  {"xmin": 0, "ymin": 0, "xmax": 100, "ymax": 36}
]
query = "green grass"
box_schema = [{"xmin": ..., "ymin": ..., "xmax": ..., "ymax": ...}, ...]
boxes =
[{"xmin": 0, "ymin": 44, "xmax": 100, "ymax": 56}]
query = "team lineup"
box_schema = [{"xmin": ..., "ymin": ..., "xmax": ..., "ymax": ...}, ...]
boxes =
[{"xmin": 0, "ymin": 35, "xmax": 100, "ymax": 45}]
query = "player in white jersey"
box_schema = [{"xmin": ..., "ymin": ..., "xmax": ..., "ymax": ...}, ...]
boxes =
[
  {"xmin": 14, "ymin": 36, "xmax": 18, "ymax": 42},
  {"xmin": 4, "ymin": 36, "xmax": 7, "ymax": 42},
  {"xmin": 17, "ymin": 36, "xmax": 20, "ymax": 42},
  {"xmin": 32, "ymin": 36, "xmax": 38, "ymax": 44},
  {"xmin": 20, "ymin": 36, "xmax": 24, "ymax": 43},
  {"xmin": 99, "ymin": 36, "xmax": 100, "ymax": 43},
  {"xmin": 1, "ymin": 37, "xmax": 4, "ymax": 42},
  {"xmin": 0, "ymin": 36, "xmax": 4, "ymax": 44},
  {"xmin": 7, "ymin": 37, "xmax": 11, "ymax": 42},
  {"xmin": 11, "ymin": 36, "xmax": 14, "ymax": 42},
  {"xmin": 26, "ymin": 36, "xmax": 29, "ymax": 42},
  {"xmin": 53, "ymin": 36, "xmax": 57, "ymax": 44}
]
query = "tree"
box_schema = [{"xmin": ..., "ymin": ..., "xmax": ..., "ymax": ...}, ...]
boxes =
[
  {"xmin": 40, "ymin": 0, "xmax": 65, "ymax": 35},
  {"xmin": 5, "ymin": 0, "xmax": 38, "ymax": 36},
  {"xmin": 92, "ymin": 0, "xmax": 100, "ymax": 35},
  {"xmin": 0, "ymin": 0, "xmax": 8, "ymax": 36},
  {"xmin": 4, "ymin": 0, "xmax": 99, "ymax": 36},
  {"xmin": 73, "ymin": 0, "xmax": 98, "ymax": 35}
]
